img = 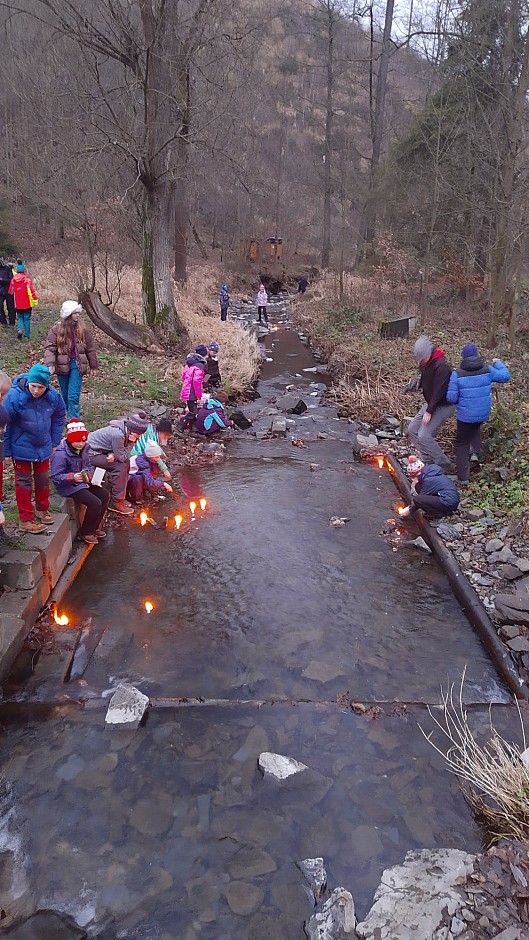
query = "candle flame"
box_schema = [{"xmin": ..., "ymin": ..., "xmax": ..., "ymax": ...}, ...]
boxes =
[
  {"xmin": 398, "ymin": 505, "xmax": 407, "ymax": 515},
  {"xmin": 189, "ymin": 501, "xmax": 197, "ymax": 515},
  {"xmin": 199, "ymin": 498, "xmax": 207, "ymax": 511},
  {"xmin": 144, "ymin": 600, "xmax": 154, "ymax": 614},
  {"xmin": 53, "ymin": 610, "xmax": 69, "ymax": 626},
  {"xmin": 377, "ymin": 457, "xmax": 384, "ymax": 469},
  {"xmin": 140, "ymin": 511, "xmax": 148, "ymax": 526},
  {"xmin": 174, "ymin": 514, "xmax": 183, "ymax": 529}
]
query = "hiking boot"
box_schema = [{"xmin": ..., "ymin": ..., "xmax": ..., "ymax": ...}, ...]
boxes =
[
  {"xmin": 80, "ymin": 534, "xmax": 98, "ymax": 545},
  {"xmin": 94, "ymin": 529, "xmax": 107, "ymax": 538},
  {"xmin": 35, "ymin": 510, "xmax": 54, "ymax": 525},
  {"xmin": 17, "ymin": 330, "xmax": 23, "ymax": 340},
  {"xmin": 109, "ymin": 499, "xmax": 134, "ymax": 515},
  {"xmin": 19, "ymin": 520, "xmax": 47, "ymax": 534}
]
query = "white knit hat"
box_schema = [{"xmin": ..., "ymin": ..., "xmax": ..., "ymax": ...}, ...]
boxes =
[
  {"xmin": 60, "ymin": 300, "xmax": 83, "ymax": 319},
  {"xmin": 145, "ymin": 441, "xmax": 162, "ymax": 458}
]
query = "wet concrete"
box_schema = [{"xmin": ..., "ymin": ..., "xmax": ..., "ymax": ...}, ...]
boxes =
[{"xmin": 0, "ymin": 308, "xmax": 517, "ymax": 936}]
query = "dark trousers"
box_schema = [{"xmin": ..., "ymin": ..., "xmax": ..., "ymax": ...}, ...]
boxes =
[
  {"xmin": 127, "ymin": 475, "xmax": 146, "ymax": 503},
  {"xmin": 412, "ymin": 493, "xmax": 451, "ymax": 518},
  {"xmin": 257, "ymin": 305, "xmax": 268, "ymax": 322},
  {"xmin": 220, "ymin": 306, "xmax": 228, "ymax": 321},
  {"xmin": 455, "ymin": 420, "xmax": 481, "ymax": 482},
  {"xmin": 179, "ymin": 400, "xmax": 197, "ymax": 430},
  {"xmin": 89, "ymin": 453, "xmax": 129, "ymax": 501},
  {"xmin": 71, "ymin": 485, "xmax": 110, "ymax": 536},
  {"xmin": 0, "ymin": 291, "xmax": 15, "ymax": 326}
]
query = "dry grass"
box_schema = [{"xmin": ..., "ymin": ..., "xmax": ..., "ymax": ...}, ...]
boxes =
[
  {"xmin": 29, "ymin": 259, "xmax": 259, "ymax": 394},
  {"xmin": 330, "ymin": 370, "xmax": 408, "ymax": 425},
  {"xmin": 420, "ymin": 676, "xmax": 529, "ymax": 843}
]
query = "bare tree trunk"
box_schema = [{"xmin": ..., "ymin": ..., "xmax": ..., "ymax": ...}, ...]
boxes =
[
  {"xmin": 174, "ymin": 186, "xmax": 187, "ymax": 285},
  {"xmin": 82, "ymin": 290, "xmax": 166, "ymax": 353},
  {"xmin": 321, "ymin": 1, "xmax": 334, "ymax": 269}
]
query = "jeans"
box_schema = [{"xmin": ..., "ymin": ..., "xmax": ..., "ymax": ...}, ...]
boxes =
[
  {"xmin": 89, "ymin": 452, "xmax": 129, "ymax": 501},
  {"xmin": 71, "ymin": 485, "xmax": 109, "ymax": 536},
  {"xmin": 455, "ymin": 420, "xmax": 481, "ymax": 482},
  {"xmin": 0, "ymin": 291, "xmax": 15, "ymax": 326},
  {"xmin": 407, "ymin": 403, "xmax": 455, "ymax": 469},
  {"xmin": 13, "ymin": 458, "xmax": 50, "ymax": 521},
  {"xmin": 17, "ymin": 309, "xmax": 31, "ymax": 339},
  {"xmin": 58, "ymin": 361, "xmax": 83, "ymax": 419},
  {"xmin": 220, "ymin": 306, "xmax": 228, "ymax": 321},
  {"xmin": 257, "ymin": 305, "xmax": 268, "ymax": 322}
]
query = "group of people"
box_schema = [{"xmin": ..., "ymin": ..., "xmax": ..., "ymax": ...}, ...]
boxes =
[
  {"xmin": 401, "ymin": 334, "xmax": 510, "ymax": 519},
  {"xmin": 0, "ymin": 259, "xmax": 38, "ymax": 339},
  {"xmin": 179, "ymin": 341, "xmax": 231, "ymax": 434}
]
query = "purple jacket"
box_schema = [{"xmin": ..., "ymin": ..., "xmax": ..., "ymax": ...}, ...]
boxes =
[
  {"xmin": 51, "ymin": 438, "xmax": 94, "ymax": 496},
  {"xmin": 130, "ymin": 454, "xmax": 165, "ymax": 491}
]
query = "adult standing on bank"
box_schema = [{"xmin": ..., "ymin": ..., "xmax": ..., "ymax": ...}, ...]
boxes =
[
  {"xmin": 256, "ymin": 284, "xmax": 269, "ymax": 324},
  {"xmin": 43, "ymin": 301, "xmax": 98, "ymax": 420},
  {"xmin": 219, "ymin": 283, "xmax": 230, "ymax": 321},
  {"xmin": 9, "ymin": 261, "xmax": 38, "ymax": 340},
  {"xmin": 406, "ymin": 335, "xmax": 455, "ymax": 472},
  {"xmin": 0, "ymin": 258, "xmax": 15, "ymax": 327}
]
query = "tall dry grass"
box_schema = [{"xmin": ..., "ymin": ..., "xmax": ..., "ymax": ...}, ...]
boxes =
[{"xmin": 30, "ymin": 258, "xmax": 259, "ymax": 394}]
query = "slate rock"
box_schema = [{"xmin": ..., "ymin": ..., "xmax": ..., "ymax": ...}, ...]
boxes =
[
  {"xmin": 2, "ymin": 911, "xmax": 87, "ymax": 939},
  {"xmin": 271, "ymin": 416, "xmax": 287, "ymax": 435},
  {"xmin": 258, "ymin": 752, "xmax": 309, "ymax": 780},
  {"xmin": 436, "ymin": 523, "xmax": 461, "ymax": 541},
  {"xmin": 500, "ymin": 624, "xmax": 521, "ymax": 640},
  {"xmin": 225, "ymin": 881, "xmax": 264, "ymax": 916},
  {"xmin": 507, "ymin": 636, "xmax": 529, "ymax": 653},
  {"xmin": 105, "ymin": 683, "xmax": 149, "ymax": 727},
  {"xmin": 297, "ymin": 857, "xmax": 327, "ymax": 898},
  {"xmin": 495, "ymin": 593, "xmax": 529, "ymax": 625},
  {"xmin": 230, "ymin": 410, "xmax": 252, "ymax": 429},
  {"xmin": 516, "ymin": 558, "xmax": 529, "ymax": 573},
  {"xmin": 352, "ymin": 433, "xmax": 379, "ymax": 454},
  {"xmin": 467, "ymin": 509, "xmax": 485, "ymax": 521},
  {"xmin": 499, "ymin": 565, "xmax": 524, "ymax": 581},
  {"xmin": 277, "ymin": 394, "xmax": 308, "ymax": 415},
  {"xmin": 383, "ymin": 416, "xmax": 401, "ymax": 429},
  {"xmin": 304, "ymin": 887, "xmax": 356, "ymax": 940}
]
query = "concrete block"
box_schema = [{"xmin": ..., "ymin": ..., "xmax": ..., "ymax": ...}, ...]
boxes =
[
  {"xmin": 0, "ymin": 550, "xmax": 44, "ymax": 590},
  {"xmin": 21, "ymin": 514, "xmax": 73, "ymax": 589},
  {"xmin": 271, "ymin": 416, "xmax": 287, "ymax": 435},
  {"xmin": 0, "ymin": 576, "xmax": 51, "ymax": 678}
]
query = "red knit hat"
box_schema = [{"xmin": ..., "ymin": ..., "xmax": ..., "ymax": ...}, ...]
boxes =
[{"xmin": 66, "ymin": 420, "xmax": 88, "ymax": 446}]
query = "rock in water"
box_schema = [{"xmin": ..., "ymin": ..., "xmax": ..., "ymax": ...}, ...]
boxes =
[
  {"xmin": 329, "ymin": 516, "xmax": 351, "ymax": 527},
  {"xmin": 297, "ymin": 858, "xmax": 327, "ymax": 899},
  {"xmin": 407, "ymin": 537, "xmax": 432, "ymax": 554},
  {"xmin": 105, "ymin": 683, "xmax": 149, "ymax": 727},
  {"xmin": 276, "ymin": 394, "xmax": 308, "ymax": 415},
  {"xmin": 258, "ymin": 752, "xmax": 309, "ymax": 780},
  {"xmin": 355, "ymin": 848, "xmax": 475, "ymax": 940},
  {"xmin": 229, "ymin": 410, "xmax": 252, "ymax": 429},
  {"xmin": 2, "ymin": 910, "xmax": 87, "ymax": 938},
  {"xmin": 271, "ymin": 416, "xmax": 287, "ymax": 435},
  {"xmin": 304, "ymin": 887, "xmax": 356, "ymax": 939}
]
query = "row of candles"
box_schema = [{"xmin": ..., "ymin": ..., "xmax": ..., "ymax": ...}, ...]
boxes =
[{"xmin": 375, "ymin": 454, "xmax": 408, "ymax": 516}]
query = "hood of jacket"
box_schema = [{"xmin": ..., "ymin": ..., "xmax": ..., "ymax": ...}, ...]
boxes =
[
  {"xmin": 186, "ymin": 353, "xmax": 206, "ymax": 367},
  {"xmin": 109, "ymin": 418, "xmax": 128, "ymax": 432},
  {"xmin": 459, "ymin": 354, "xmax": 485, "ymax": 373}
]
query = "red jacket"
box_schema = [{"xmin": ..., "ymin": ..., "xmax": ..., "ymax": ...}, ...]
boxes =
[{"xmin": 9, "ymin": 273, "xmax": 38, "ymax": 310}]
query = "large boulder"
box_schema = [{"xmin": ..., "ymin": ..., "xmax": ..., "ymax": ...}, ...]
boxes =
[{"xmin": 276, "ymin": 394, "xmax": 308, "ymax": 415}]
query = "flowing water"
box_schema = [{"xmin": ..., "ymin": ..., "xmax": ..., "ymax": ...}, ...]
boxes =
[{"xmin": 0, "ymin": 305, "xmax": 516, "ymax": 938}]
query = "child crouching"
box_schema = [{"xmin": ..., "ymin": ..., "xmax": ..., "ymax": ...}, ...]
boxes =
[
  {"xmin": 127, "ymin": 441, "xmax": 174, "ymax": 503},
  {"xmin": 51, "ymin": 421, "xmax": 110, "ymax": 545},
  {"xmin": 400, "ymin": 458, "xmax": 459, "ymax": 519},
  {"xmin": 196, "ymin": 395, "xmax": 231, "ymax": 436}
]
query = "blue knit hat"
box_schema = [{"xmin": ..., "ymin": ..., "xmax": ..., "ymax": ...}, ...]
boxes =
[
  {"xmin": 462, "ymin": 343, "xmax": 478, "ymax": 359},
  {"xmin": 16, "ymin": 262, "xmax": 26, "ymax": 273},
  {"xmin": 27, "ymin": 364, "xmax": 51, "ymax": 387},
  {"xmin": 195, "ymin": 344, "xmax": 208, "ymax": 357}
]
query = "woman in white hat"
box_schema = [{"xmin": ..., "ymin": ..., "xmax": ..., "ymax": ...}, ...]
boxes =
[{"xmin": 43, "ymin": 300, "xmax": 98, "ymax": 419}]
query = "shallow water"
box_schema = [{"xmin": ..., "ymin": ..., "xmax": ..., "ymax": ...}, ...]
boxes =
[{"xmin": 0, "ymin": 314, "xmax": 515, "ymax": 936}]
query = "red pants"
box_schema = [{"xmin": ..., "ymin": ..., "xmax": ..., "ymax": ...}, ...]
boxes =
[{"xmin": 13, "ymin": 459, "xmax": 50, "ymax": 522}]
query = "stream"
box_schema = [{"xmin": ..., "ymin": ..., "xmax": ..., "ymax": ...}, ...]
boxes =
[{"xmin": 0, "ymin": 304, "xmax": 516, "ymax": 938}]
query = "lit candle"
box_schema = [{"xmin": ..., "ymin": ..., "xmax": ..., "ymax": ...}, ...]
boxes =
[
  {"xmin": 398, "ymin": 505, "xmax": 410, "ymax": 517},
  {"xmin": 189, "ymin": 501, "xmax": 197, "ymax": 516},
  {"xmin": 199, "ymin": 498, "xmax": 207, "ymax": 511},
  {"xmin": 140, "ymin": 511, "xmax": 148, "ymax": 526},
  {"xmin": 54, "ymin": 611, "xmax": 69, "ymax": 626},
  {"xmin": 174, "ymin": 514, "xmax": 183, "ymax": 529},
  {"xmin": 377, "ymin": 457, "xmax": 384, "ymax": 469},
  {"xmin": 144, "ymin": 600, "xmax": 154, "ymax": 614}
]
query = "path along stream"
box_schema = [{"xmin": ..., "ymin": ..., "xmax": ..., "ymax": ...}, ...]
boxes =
[{"xmin": 0, "ymin": 305, "xmax": 518, "ymax": 939}]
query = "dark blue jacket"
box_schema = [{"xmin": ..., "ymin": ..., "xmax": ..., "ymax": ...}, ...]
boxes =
[
  {"xmin": 446, "ymin": 356, "xmax": 510, "ymax": 423},
  {"xmin": 4, "ymin": 374, "xmax": 66, "ymax": 462},
  {"xmin": 130, "ymin": 454, "xmax": 164, "ymax": 491},
  {"xmin": 51, "ymin": 439, "xmax": 94, "ymax": 496},
  {"xmin": 415, "ymin": 464, "xmax": 459, "ymax": 511}
]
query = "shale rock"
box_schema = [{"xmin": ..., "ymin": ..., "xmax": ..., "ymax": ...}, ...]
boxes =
[{"xmin": 304, "ymin": 887, "xmax": 356, "ymax": 939}]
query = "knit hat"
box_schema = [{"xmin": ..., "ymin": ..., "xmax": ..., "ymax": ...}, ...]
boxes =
[
  {"xmin": 208, "ymin": 340, "xmax": 220, "ymax": 353},
  {"xmin": 60, "ymin": 300, "xmax": 83, "ymax": 320},
  {"xmin": 156, "ymin": 418, "xmax": 172, "ymax": 434},
  {"xmin": 16, "ymin": 261, "xmax": 26, "ymax": 273},
  {"xmin": 413, "ymin": 335, "xmax": 434, "ymax": 362},
  {"xmin": 145, "ymin": 440, "xmax": 163, "ymax": 459},
  {"xmin": 126, "ymin": 413, "xmax": 149, "ymax": 435},
  {"xmin": 66, "ymin": 419, "xmax": 88, "ymax": 446},
  {"xmin": 27, "ymin": 363, "xmax": 51, "ymax": 387},
  {"xmin": 462, "ymin": 343, "xmax": 478, "ymax": 359},
  {"xmin": 213, "ymin": 390, "xmax": 228, "ymax": 403},
  {"xmin": 406, "ymin": 454, "xmax": 425, "ymax": 477},
  {"xmin": 195, "ymin": 344, "xmax": 208, "ymax": 357}
]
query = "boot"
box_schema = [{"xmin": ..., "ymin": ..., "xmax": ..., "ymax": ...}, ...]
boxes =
[
  {"xmin": 35, "ymin": 510, "xmax": 54, "ymax": 524},
  {"xmin": 109, "ymin": 499, "xmax": 134, "ymax": 515},
  {"xmin": 19, "ymin": 519, "xmax": 47, "ymax": 534}
]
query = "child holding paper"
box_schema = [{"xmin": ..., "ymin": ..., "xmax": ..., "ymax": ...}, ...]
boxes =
[{"xmin": 51, "ymin": 420, "xmax": 109, "ymax": 545}]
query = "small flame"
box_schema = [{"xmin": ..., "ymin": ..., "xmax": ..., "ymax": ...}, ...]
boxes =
[
  {"xmin": 140, "ymin": 511, "xmax": 148, "ymax": 526},
  {"xmin": 144, "ymin": 600, "xmax": 154, "ymax": 614},
  {"xmin": 398, "ymin": 505, "xmax": 407, "ymax": 516},
  {"xmin": 189, "ymin": 501, "xmax": 197, "ymax": 515},
  {"xmin": 199, "ymin": 498, "xmax": 207, "ymax": 511},
  {"xmin": 54, "ymin": 610, "xmax": 69, "ymax": 626},
  {"xmin": 377, "ymin": 457, "xmax": 384, "ymax": 469},
  {"xmin": 174, "ymin": 514, "xmax": 183, "ymax": 529}
]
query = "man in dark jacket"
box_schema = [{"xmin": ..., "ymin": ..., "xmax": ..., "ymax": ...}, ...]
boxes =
[
  {"xmin": 0, "ymin": 258, "xmax": 15, "ymax": 327},
  {"xmin": 406, "ymin": 335, "xmax": 455, "ymax": 471}
]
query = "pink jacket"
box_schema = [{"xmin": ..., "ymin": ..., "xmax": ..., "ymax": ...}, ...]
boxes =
[{"xmin": 180, "ymin": 355, "xmax": 205, "ymax": 402}]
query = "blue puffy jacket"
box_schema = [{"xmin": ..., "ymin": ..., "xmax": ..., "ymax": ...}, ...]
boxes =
[
  {"xmin": 415, "ymin": 464, "xmax": 459, "ymax": 511},
  {"xmin": 446, "ymin": 355, "xmax": 510, "ymax": 423},
  {"xmin": 4, "ymin": 373, "xmax": 66, "ymax": 462},
  {"xmin": 51, "ymin": 438, "xmax": 94, "ymax": 496}
]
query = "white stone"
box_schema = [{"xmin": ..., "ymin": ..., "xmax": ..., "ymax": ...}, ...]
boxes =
[
  {"xmin": 355, "ymin": 848, "xmax": 475, "ymax": 940},
  {"xmin": 258, "ymin": 751, "xmax": 309, "ymax": 780},
  {"xmin": 450, "ymin": 916, "xmax": 466, "ymax": 936},
  {"xmin": 105, "ymin": 683, "xmax": 149, "ymax": 726},
  {"xmin": 304, "ymin": 887, "xmax": 356, "ymax": 939},
  {"xmin": 298, "ymin": 857, "xmax": 327, "ymax": 895}
]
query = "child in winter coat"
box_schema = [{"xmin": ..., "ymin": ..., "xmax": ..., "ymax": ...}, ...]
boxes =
[
  {"xmin": 43, "ymin": 300, "xmax": 98, "ymax": 419},
  {"xmin": 203, "ymin": 341, "xmax": 222, "ymax": 393},
  {"xmin": 446, "ymin": 344, "xmax": 510, "ymax": 483},
  {"xmin": 406, "ymin": 335, "xmax": 455, "ymax": 472},
  {"xmin": 51, "ymin": 420, "xmax": 109, "ymax": 545},
  {"xmin": 9, "ymin": 261, "xmax": 38, "ymax": 340},
  {"xmin": 131, "ymin": 417, "xmax": 172, "ymax": 479},
  {"xmin": 179, "ymin": 346, "xmax": 207, "ymax": 430},
  {"xmin": 3, "ymin": 363, "xmax": 66, "ymax": 533},
  {"xmin": 0, "ymin": 370, "xmax": 11, "ymax": 506},
  {"xmin": 256, "ymin": 284, "xmax": 269, "ymax": 323},
  {"xmin": 87, "ymin": 412, "xmax": 148, "ymax": 515},
  {"xmin": 127, "ymin": 441, "xmax": 174, "ymax": 503},
  {"xmin": 400, "ymin": 461, "xmax": 459, "ymax": 519},
  {"xmin": 196, "ymin": 396, "xmax": 231, "ymax": 436},
  {"xmin": 219, "ymin": 284, "xmax": 230, "ymax": 321}
]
